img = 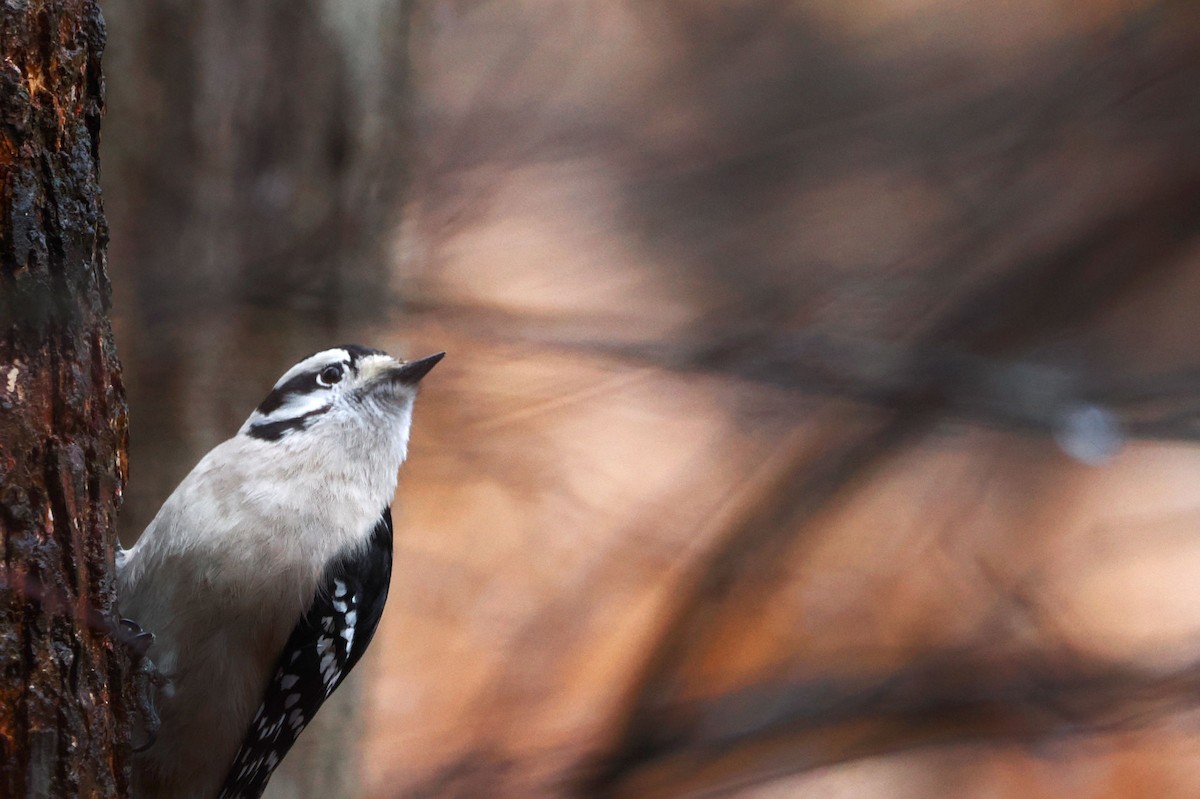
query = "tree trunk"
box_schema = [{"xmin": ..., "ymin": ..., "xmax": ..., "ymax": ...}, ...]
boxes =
[{"xmin": 0, "ymin": 2, "xmax": 132, "ymax": 797}]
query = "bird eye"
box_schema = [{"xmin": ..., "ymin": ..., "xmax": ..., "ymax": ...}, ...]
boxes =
[{"xmin": 317, "ymin": 364, "xmax": 344, "ymax": 387}]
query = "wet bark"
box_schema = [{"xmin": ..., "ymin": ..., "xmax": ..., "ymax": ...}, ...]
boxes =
[{"xmin": 0, "ymin": 1, "xmax": 132, "ymax": 797}]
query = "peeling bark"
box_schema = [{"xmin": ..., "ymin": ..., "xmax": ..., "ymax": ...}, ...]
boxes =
[{"xmin": 0, "ymin": 1, "xmax": 132, "ymax": 796}]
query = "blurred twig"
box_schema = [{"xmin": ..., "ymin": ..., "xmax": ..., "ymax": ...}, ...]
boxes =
[
  {"xmin": 580, "ymin": 174, "xmax": 1200, "ymax": 797},
  {"xmin": 588, "ymin": 647, "xmax": 1200, "ymax": 799},
  {"xmin": 581, "ymin": 413, "xmax": 932, "ymax": 799}
]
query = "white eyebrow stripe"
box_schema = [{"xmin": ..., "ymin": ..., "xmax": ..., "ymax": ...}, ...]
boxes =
[
  {"xmin": 262, "ymin": 390, "xmax": 334, "ymax": 421},
  {"xmin": 239, "ymin": 386, "xmax": 336, "ymax": 438},
  {"xmin": 271, "ymin": 349, "xmax": 350, "ymax": 389}
]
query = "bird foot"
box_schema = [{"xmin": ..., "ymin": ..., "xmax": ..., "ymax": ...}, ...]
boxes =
[{"xmin": 117, "ymin": 618, "xmax": 169, "ymax": 752}]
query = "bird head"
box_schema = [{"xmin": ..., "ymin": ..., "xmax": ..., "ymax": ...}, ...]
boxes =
[{"xmin": 239, "ymin": 346, "xmax": 444, "ymax": 444}]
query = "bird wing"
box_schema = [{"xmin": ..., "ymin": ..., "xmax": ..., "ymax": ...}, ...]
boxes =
[{"xmin": 217, "ymin": 508, "xmax": 394, "ymax": 799}]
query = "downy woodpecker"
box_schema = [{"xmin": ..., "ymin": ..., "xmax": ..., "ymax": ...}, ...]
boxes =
[{"xmin": 118, "ymin": 345, "xmax": 443, "ymax": 799}]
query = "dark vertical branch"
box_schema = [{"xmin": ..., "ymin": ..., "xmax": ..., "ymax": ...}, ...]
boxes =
[{"xmin": 100, "ymin": 4, "xmax": 416, "ymax": 798}]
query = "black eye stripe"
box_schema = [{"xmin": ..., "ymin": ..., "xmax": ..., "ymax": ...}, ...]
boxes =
[
  {"xmin": 255, "ymin": 345, "xmax": 383, "ymax": 416},
  {"xmin": 257, "ymin": 373, "xmax": 319, "ymax": 415},
  {"xmin": 247, "ymin": 406, "xmax": 332, "ymax": 441},
  {"xmin": 256, "ymin": 364, "xmax": 344, "ymax": 415}
]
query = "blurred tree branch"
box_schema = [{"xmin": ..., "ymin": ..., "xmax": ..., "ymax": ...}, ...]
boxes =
[
  {"xmin": 590, "ymin": 646, "xmax": 1200, "ymax": 799},
  {"xmin": 581, "ymin": 150, "xmax": 1200, "ymax": 799},
  {"xmin": 576, "ymin": 35, "xmax": 1200, "ymax": 791},
  {"xmin": 396, "ymin": 5, "xmax": 1200, "ymax": 791}
]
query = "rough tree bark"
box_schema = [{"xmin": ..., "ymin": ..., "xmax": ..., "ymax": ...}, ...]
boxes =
[{"xmin": 0, "ymin": 1, "xmax": 132, "ymax": 797}]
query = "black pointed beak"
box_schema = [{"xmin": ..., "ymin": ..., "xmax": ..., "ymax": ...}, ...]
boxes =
[{"xmin": 391, "ymin": 352, "xmax": 445, "ymax": 385}]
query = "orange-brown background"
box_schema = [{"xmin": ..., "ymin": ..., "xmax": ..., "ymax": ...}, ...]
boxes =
[{"xmin": 101, "ymin": 1, "xmax": 1200, "ymax": 797}]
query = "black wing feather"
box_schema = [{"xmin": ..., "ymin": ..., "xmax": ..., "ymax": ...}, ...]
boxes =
[{"xmin": 218, "ymin": 508, "xmax": 394, "ymax": 799}]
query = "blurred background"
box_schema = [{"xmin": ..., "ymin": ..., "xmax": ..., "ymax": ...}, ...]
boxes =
[{"xmin": 99, "ymin": 1, "xmax": 1200, "ymax": 797}]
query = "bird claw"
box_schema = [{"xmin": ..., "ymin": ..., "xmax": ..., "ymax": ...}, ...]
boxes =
[
  {"xmin": 117, "ymin": 617, "xmax": 155, "ymax": 659},
  {"xmin": 117, "ymin": 617, "xmax": 168, "ymax": 752}
]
